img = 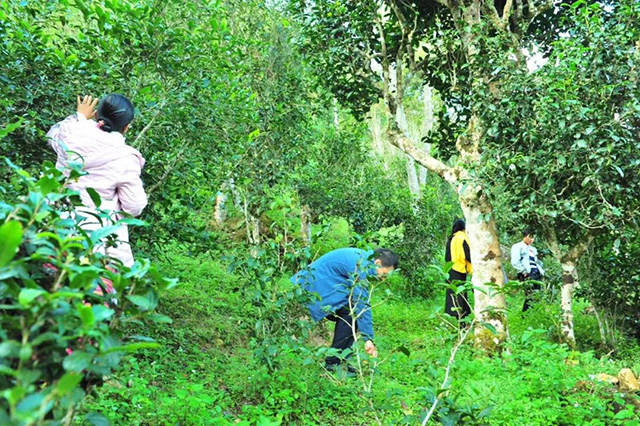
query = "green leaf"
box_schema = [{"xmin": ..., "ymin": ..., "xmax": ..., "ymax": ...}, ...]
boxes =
[
  {"xmin": 395, "ymin": 345, "xmax": 410, "ymax": 357},
  {"xmin": 63, "ymin": 351, "xmax": 92, "ymax": 372},
  {"xmin": 117, "ymin": 217, "xmax": 147, "ymax": 226},
  {"xmin": 0, "ymin": 340, "xmax": 21, "ymax": 358},
  {"xmin": 257, "ymin": 416, "xmax": 281, "ymax": 426},
  {"xmin": 90, "ymin": 225, "xmax": 122, "ymax": 244},
  {"xmin": 125, "ymin": 295, "xmax": 152, "ymax": 311},
  {"xmin": 85, "ymin": 412, "xmax": 111, "ymax": 426},
  {"xmin": 77, "ymin": 303, "xmax": 95, "ymax": 328},
  {"xmin": 0, "ymin": 119, "xmax": 22, "ymax": 140},
  {"xmin": 31, "ymin": 332, "xmax": 60, "ymax": 346},
  {"xmin": 92, "ymin": 305, "xmax": 115, "ymax": 322},
  {"xmin": 614, "ymin": 410, "xmax": 634, "ymax": 420},
  {"xmin": 0, "ymin": 220, "xmax": 23, "ymax": 268},
  {"xmin": 125, "ymin": 292, "xmax": 157, "ymax": 311},
  {"xmin": 147, "ymin": 313, "xmax": 173, "ymax": 324},
  {"xmin": 129, "ymin": 335, "xmax": 156, "ymax": 342},
  {"xmin": 16, "ymin": 369, "xmax": 41, "ymax": 386},
  {"xmin": 0, "ymin": 365, "xmax": 17, "ymax": 377},
  {"xmin": 18, "ymin": 288, "xmax": 46, "ymax": 307},
  {"xmin": 56, "ymin": 373, "xmax": 83, "ymax": 396},
  {"xmin": 478, "ymin": 405, "xmax": 494, "ymax": 418},
  {"xmin": 37, "ymin": 175, "xmax": 59, "ymax": 195},
  {"xmin": 16, "ymin": 392, "xmax": 45, "ymax": 414},
  {"xmin": 482, "ymin": 323, "xmax": 498, "ymax": 335},
  {"xmin": 102, "ymin": 342, "xmax": 160, "ymax": 354},
  {"xmin": 86, "ymin": 188, "xmax": 102, "ymax": 208},
  {"xmin": 19, "ymin": 344, "xmax": 32, "ymax": 362}
]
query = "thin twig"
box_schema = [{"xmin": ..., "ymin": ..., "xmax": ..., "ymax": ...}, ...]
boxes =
[
  {"xmin": 421, "ymin": 317, "xmax": 476, "ymax": 426},
  {"xmin": 146, "ymin": 140, "xmax": 190, "ymax": 195},
  {"xmin": 131, "ymin": 102, "xmax": 166, "ymax": 150}
]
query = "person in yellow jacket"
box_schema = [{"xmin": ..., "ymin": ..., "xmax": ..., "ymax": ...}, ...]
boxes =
[{"xmin": 444, "ymin": 219, "xmax": 473, "ymax": 320}]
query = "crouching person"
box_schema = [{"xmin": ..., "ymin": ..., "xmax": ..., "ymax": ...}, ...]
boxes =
[{"xmin": 291, "ymin": 248, "xmax": 398, "ymax": 373}]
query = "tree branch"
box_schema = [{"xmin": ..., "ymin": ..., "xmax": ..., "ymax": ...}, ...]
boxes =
[
  {"xmin": 528, "ymin": 0, "xmax": 554, "ymax": 21},
  {"xmin": 376, "ymin": 2, "xmax": 458, "ymax": 187},
  {"xmin": 146, "ymin": 141, "xmax": 189, "ymax": 195},
  {"xmin": 483, "ymin": 2, "xmax": 503, "ymax": 30},
  {"xmin": 566, "ymin": 235, "xmax": 594, "ymax": 262},
  {"xmin": 546, "ymin": 226, "xmax": 564, "ymax": 261},
  {"xmin": 388, "ymin": 125, "xmax": 459, "ymax": 185},
  {"xmin": 502, "ymin": 0, "xmax": 514, "ymax": 27},
  {"xmin": 131, "ymin": 102, "xmax": 165, "ymax": 150},
  {"xmin": 546, "ymin": 225, "xmax": 594, "ymax": 263},
  {"xmin": 374, "ymin": 15, "xmax": 394, "ymax": 115}
]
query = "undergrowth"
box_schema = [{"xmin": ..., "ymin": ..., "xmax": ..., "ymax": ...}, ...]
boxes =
[{"xmin": 81, "ymin": 247, "xmax": 640, "ymax": 425}]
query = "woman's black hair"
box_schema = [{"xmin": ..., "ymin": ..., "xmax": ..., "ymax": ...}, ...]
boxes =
[
  {"xmin": 450, "ymin": 218, "xmax": 466, "ymax": 237},
  {"xmin": 96, "ymin": 94, "xmax": 135, "ymax": 133}
]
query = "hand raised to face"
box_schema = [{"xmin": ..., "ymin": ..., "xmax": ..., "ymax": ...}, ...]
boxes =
[{"xmin": 77, "ymin": 95, "xmax": 99, "ymax": 120}]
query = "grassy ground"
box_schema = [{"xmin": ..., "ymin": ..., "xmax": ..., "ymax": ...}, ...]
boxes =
[{"xmin": 81, "ymin": 251, "xmax": 640, "ymax": 425}]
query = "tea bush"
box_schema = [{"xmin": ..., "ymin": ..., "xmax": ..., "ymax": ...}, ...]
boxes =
[{"xmin": 0, "ymin": 160, "xmax": 175, "ymax": 424}]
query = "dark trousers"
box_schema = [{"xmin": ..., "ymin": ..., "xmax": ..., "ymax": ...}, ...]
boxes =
[
  {"xmin": 325, "ymin": 306, "xmax": 357, "ymax": 366},
  {"xmin": 519, "ymin": 270, "xmax": 542, "ymax": 312},
  {"xmin": 444, "ymin": 270, "xmax": 471, "ymax": 320}
]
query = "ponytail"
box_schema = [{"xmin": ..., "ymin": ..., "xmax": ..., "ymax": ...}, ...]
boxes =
[{"xmin": 96, "ymin": 94, "xmax": 134, "ymax": 133}]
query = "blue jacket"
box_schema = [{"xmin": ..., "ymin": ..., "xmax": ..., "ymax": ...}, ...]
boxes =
[{"xmin": 291, "ymin": 248, "xmax": 377, "ymax": 340}]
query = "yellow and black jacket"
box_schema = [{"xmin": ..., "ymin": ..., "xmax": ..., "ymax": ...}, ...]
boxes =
[{"xmin": 445, "ymin": 231, "xmax": 473, "ymax": 275}]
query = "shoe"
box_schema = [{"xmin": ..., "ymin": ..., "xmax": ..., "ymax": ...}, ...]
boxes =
[{"xmin": 325, "ymin": 363, "xmax": 358, "ymax": 377}]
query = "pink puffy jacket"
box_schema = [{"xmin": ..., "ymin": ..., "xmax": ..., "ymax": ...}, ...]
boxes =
[{"xmin": 46, "ymin": 113, "xmax": 148, "ymax": 267}]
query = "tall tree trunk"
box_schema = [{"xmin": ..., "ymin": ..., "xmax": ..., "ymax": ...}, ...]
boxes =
[
  {"xmin": 370, "ymin": 107, "xmax": 390, "ymax": 171},
  {"xmin": 213, "ymin": 190, "xmax": 228, "ymax": 227},
  {"xmin": 560, "ymin": 259, "xmax": 578, "ymax": 346},
  {"xmin": 592, "ymin": 304, "xmax": 608, "ymax": 345},
  {"xmin": 417, "ymin": 143, "xmax": 430, "ymax": 187},
  {"xmin": 249, "ymin": 216, "xmax": 260, "ymax": 257},
  {"xmin": 300, "ymin": 205, "xmax": 311, "ymax": 246},
  {"xmin": 375, "ymin": 4, "xmax": 511, "ymax": 350},
  {"xmin": 547, "ymin": 229, "xmax": 592, "ymax": 346},
  {"xmin": 458, "ymin": 184, "xmax": 508, "ymax": 349},
  {"xmin": 397, "ymin": 103, "xmax": 421, "ymax": 197},
  {"xmin": 406, "ymin": 155, "xmax": 420, "ymax": 197},
  {"xmin": 228, "ymin": 178, "xmax": 242, "ymax": 208},
  {"xmin": 418, "ymin": 86, "xmax": 434, "ymax": 187},
  {"xmin": 243, "ymin": 197, "xmax": 260, "ymax": 257}
]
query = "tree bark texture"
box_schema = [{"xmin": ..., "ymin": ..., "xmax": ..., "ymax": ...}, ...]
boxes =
[
  {"xmin": 547, "ymin": 229, "xmax": 592, "ymax": 346},
  {"xmin": 214, "ymin": 189, "xmax": 228, "ymax": 227},
  {"xmin": 459, "ymin": 184, "xmax": 508, "ymax": 348},
  {"xmin": 560, "ymin": 259, "xmax": 578, "ymax": 346},
  {"xmin": 300, "ymin": 205, "xmax": 311, "ymax": 246}
]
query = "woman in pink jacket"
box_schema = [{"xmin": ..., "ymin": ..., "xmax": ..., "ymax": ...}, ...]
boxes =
[{"xmin": 46, "ymin": 94, "xmax": 147, "ymax": 267}]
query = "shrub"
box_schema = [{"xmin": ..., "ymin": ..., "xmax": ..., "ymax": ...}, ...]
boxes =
[
  {"xmin": 0, "ymin": 160, "xmax": 175, "ymax": 424},
  {"xmin": 311, "ymin": 217, "xmax": 351, "ymax": 257}
]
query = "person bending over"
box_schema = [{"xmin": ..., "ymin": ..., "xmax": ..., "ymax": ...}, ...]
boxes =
[{"xmin": 291, "ymin": 247, "xmax": 398, "ymax": 372}]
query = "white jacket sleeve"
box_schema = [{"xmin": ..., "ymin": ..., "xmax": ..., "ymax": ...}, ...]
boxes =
[
  {"xmin": 116, "ymin": 156, "xmax": 148, "ymax": 217},
  {"xmin": 46, "ymin": 113, "xmax": 86, "ymax": 159},
  {"xmin": 511, "ymin": 244, "xmax": 526, "ymax": 274}
]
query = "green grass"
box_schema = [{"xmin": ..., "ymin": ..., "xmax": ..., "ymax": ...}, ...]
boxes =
[{"xmin": 81, "ymin": 250, "xmax": 640, "ymax": 425}]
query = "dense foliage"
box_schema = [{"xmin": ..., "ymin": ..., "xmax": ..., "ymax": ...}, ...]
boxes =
[
  {"xmin": 1, "ymin": 0, "xmax": 640, "ymax": 424},
  {"xmin": 0, "ymin": 160, "xmax": 175, "ymax": 424},
  {"xmin": 483, "ymin": 0, "xmax": 640, "ymax": 248}
]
